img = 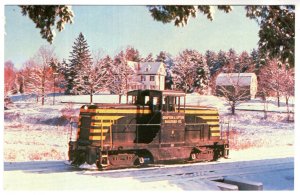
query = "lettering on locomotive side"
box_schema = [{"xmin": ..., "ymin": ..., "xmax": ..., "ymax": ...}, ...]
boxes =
[{"xmin": 162, "ymin": 115, "xmax": 184, "ymax": 124}]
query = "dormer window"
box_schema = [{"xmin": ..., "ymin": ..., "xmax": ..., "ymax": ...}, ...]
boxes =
[{"xmin": 145, "ymin": 64, "xmax": 151, "ymax": 72}]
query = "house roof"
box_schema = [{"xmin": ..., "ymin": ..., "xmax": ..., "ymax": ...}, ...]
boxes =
[
  {"xmin": 127, "ymin": 61, "xmax": 166, "ymax": 76},
  {"xmin": 216, "ymin": 73, "xmax": 257, "ymax": 86}
]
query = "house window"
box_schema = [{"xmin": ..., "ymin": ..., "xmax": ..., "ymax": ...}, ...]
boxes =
[
  {"xmin": 141, "ymin": 75, "xmax": 146, "ymax": 81},
  {"xmin": 150, "ymin": 76, "xmax": 155, "ymax": 81}
]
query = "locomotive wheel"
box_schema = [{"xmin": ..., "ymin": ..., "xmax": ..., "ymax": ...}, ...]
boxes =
[{"xmin": 189, "ymin": 147, "xmax": 214, "ymax": 162}]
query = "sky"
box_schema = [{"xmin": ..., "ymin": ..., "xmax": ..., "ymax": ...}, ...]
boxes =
[{"xmin": 4, "ymin": 5, "xmax": 260, "ymax": 70}]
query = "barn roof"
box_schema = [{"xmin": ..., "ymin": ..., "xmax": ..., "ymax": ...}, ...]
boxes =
[{"xmin": 216, "ymin": 73, "xmax": 257, "ymax": 86}]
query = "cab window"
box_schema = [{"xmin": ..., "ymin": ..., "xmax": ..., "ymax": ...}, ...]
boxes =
[{"xmin": 162, "ymin": 96, "xmax": 176, "ymax": 112}]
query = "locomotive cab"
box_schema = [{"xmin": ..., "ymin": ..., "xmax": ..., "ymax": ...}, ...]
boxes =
[{"xmin": 127, "ymin": 90, "xmax": 186, "ymax": 113}]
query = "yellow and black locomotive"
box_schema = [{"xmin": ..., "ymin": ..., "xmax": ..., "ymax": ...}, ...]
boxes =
[{"xmin": 68, "ymin": 89, "xmax": 229, "ymax": 169}]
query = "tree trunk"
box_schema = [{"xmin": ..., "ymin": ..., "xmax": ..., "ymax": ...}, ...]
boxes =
[
  {"xmin": 286, "ymin": 96, "xmax": 290, "ymax": 122},
  {"xmin": 231, "ymin": 102, "xmax": 235, "ymax": 115},
  {"xmin": 42, "ymin": 69, "xmax": 45, "ymax": 106},
  {"xmin": 90, "ymin": 89, "xmax": 93, "ymax": 104},
  {"xmin": 42, "ymin": 94, "xmax": 44, "ymax": 105},
  {"xmin": 262, "ymin": 94, "xmax": 267, "ymax": 119},
  {"xmin": 119, "ymin": 94, "xmax": 122, "ymax": 104},
  {"xmin": 277, "ymin": 91, "xmax": 280, "ymax": 107}
]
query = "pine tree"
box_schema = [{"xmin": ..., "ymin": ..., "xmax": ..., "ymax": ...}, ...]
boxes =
[
  {"xmin": 156, "ymin": 51, "xmax": 174, "ymax": 89},
  {"xmin": 66, "ymin": 32, "xmax": 92, "ymax": 94},
  {"xmin": 142, "ymin": 53, "xmax": 154, "ymax": 62},
  {"xmin": 125, "ymin": 46, "xmax": 141, "ymax": 62},
  {"xmin": 250, "ymin": 49, "xmax": 263, "ymax": 75},
  {"xmin": 49, "ymin": 58, "xmax": 67, "ymax": 94},
  {"xmin": 224, "ymin": 48, "xmax": 238, "ymax": 73},
  {"xmin": 84, "ymin": 54, "xmax": 113, "ymax": 103},
  {"xmin": 238, "ymin": 51, "xmax": 252, "ymax": 73},
  {"xmin": 205, "ymin": 50, "xmax": 218, "ymax": 76},
  {"xmin": 172, "ymin": 49, "xmax": 209, "ymax": 93}
]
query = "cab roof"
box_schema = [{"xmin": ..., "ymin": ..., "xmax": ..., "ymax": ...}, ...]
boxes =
[{"xmin": 127, "ymin": 89, "xmax": 186, "ymax": 97}]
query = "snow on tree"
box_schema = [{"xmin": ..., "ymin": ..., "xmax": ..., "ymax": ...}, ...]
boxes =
[
  {"xmin": 216, "ymin": 50, "xmax": 228, "ymax": 70},
  {"xmin": 49, "ymin": 58, "xmax": 67, "ymax": 94},
  {"xmin": 4, "ymin": 61, "xmax": 18, "ymax": 97},
  {"xmin": 216, "ymin": 72, "xmax": 254, "ymax": 115},
  {"xmin": 237, "ymin": 51, "xmax": 253, "ymax": 73},
  {"xmin": 172, "ymin": 49, "xmax": 209, "ymax": 93},
  {"xmin": 208, "ymin": 50, "xmax": 228, "ymax": 93},
  {"xmin": 125, "ymin": 46, "xmax": 141, "ymax": 62},
  {"xmin": 66, "ymin": 32, "xmax": 92, "ymax": 95},
  {"xmin": 19, "ymin": 5, "xmax": 74, "ymax": 44},
  {"xmin": 110, "ymin": 51, "xmax": 135, "ymax": 103},
  {"xmin": 259, "ymin": 58, "xmax": 293, "ymax": 108},
  {"xmin": 223, "ymin": 48, "xmax": 238, "ymax": 73},
  {"xmin": 141, "ymin": 53, "xmax": 154, "ymax": 62},
  {"xmin": 245, "ymin": 5, "xmax": 295, "ymax": 68},
  {"xmin": 281, "ymin": 68, "xmax": 294, "ymax": 121},
  {"xmin": 148, "ymin": 5, "xmax": 232, "ymax": 26},
  {"xmin": 156, "ymin": 51, "xmax": 174, "ymax": 89},
  {"xmin": 149, "ymin": 5, "xmax": 294, "ymax": 68},
  {"xmin": 18, "ymin": 59, "xmax": 35, "ymax": 95},
  {"xmin": 84, "ymin": 53, "xmax": 113, "ymax": 103},
  {"xmin": 25, "ymin": 46, "xmax": 56, "ymax": 105},
  {"xmin": 205, "ymin": 50, "xmax": 218, "ymax": 94},
  {"xmin": 250, "ymin": 49, "xmax": 262, "ymax": 75}
]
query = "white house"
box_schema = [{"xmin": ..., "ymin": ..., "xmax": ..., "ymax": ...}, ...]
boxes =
[
  {"xmin": 216, "ymin": 73, "xmax": 258, "ymax": 100},
  {"xmin": 127, "ymin": 61, "xmax": 166, "ymax": 90}
]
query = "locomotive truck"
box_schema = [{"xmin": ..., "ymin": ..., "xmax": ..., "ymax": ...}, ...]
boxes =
[{"xmin": 68, "ymin": 89, "xmax": 229, "ymax": 169}]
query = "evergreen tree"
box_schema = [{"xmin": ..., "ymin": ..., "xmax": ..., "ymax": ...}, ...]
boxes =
[
  {"xmin": 142, "ymin": 53, "xmax": 154, "ymax": 62},
  {"xmin": 217, "ymin": 50, "xmax": 227, "ymax": 70},
  {"xmin": 205, "ymin": 50, "xmax": 218, "ymax": 76},
  {"xmin": 172, "ymin": 49, "xmax": 209, "ymax": 93},
  {"xmin": 66, "ymin": 32, "xmax": 92, "ymax": 94},
  {"xmin": 237, "ymin": 51, "xmax": 252, "ymax": 73},
  {"xmin": 83, "ymin": 54, "xmax": 113, "ymax": 103},
  {"xmin": 224, "ymin": 48, "xmax": 238, "ymax": 73},
  {"xmin": 250, "ymin": 49, "xmax": 263, "ymax": 75},
  {"xmin": 156, "ymin": 51, "xmax": 174, "ymax": 89},
  {"xmin": 125, "ymin": 46, "xmax": 141, "ymax": 62},
  {"xmin": 246, "ymin": 5, "xmax": 295, "ymax": 67},
  {"xmin": 20, "ymin": 5, "xmax": 74, "ymax": 43}
]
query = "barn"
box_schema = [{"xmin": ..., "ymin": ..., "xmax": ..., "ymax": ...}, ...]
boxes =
[{"xmin": 215, "ymin": 73, "xmax": 258, "ymax": 100}]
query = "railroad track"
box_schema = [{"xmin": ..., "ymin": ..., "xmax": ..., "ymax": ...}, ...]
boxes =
[
  {"xmin": 4, "ymin": 157, "xmax": 293, "ymax": 190},
  {"xmin": 81, "ymin": 157, "xmax": 293, "ymax": 190},
  {"xmin": 84, "ymin": 157, "xmax": 293, "ymax": 178}
]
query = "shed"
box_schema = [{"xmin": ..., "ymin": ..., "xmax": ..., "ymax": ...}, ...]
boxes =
[{"xmin": 215, "ymin": 73, "xmax": 257, "ymax": 100}]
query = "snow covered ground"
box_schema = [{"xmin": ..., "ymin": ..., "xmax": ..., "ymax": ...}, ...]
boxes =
[{"xmin": 3, "ymin": 93, "xmax": 295, "ymax": 190}]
